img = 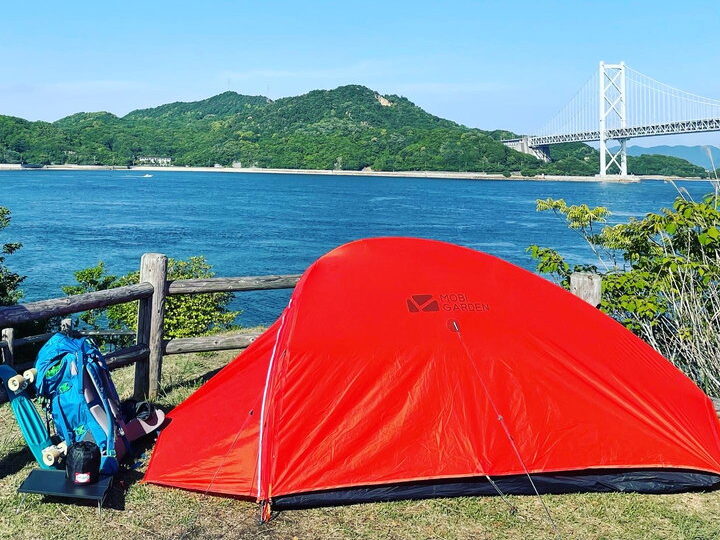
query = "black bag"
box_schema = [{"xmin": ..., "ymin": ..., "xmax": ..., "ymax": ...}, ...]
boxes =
[{"xmin": 66, "ymin": 441, "xmax": 101, "ymax": 485}]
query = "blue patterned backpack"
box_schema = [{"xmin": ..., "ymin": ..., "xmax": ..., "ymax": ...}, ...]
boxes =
[{"xmin": 35, "ymin": 333, "xmax": 130, "ymax": 475}]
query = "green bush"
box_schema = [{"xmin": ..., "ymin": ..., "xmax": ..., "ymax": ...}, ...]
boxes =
[
  {"xmin": 0, "ymin": 207, "xmax": 24, "ymax": 306},
  {"xmin": 63, "ymin": 256, "xmax": 239, "ymax": 338},
  {"xmin": 529, "ymin": 191, "xmax": 720, "ymax": 395}
]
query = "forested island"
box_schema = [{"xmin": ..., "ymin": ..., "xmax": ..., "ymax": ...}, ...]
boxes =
[{"xmin": 0, "ymin": 85, "xmax": 709, "ymax": 177}]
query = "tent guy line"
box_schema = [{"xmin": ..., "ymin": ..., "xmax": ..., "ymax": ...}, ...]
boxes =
[{"xmin": 451, "ymin": 319, "xmax": 559, "ymax": 534}]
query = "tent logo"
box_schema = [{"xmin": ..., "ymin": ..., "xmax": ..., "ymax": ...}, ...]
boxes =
[
  {"xmin": 407, "ymin": 294, "xmax": 440, "ymax": 312},
  {"xmin": 407, "ymin": 293, "xmax": 491, "ymax": 314}
]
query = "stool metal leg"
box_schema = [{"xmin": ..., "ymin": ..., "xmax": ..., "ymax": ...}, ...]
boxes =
[{"xmin": 16, "ymin": 493, "xmax": 27, "ymax": 514}]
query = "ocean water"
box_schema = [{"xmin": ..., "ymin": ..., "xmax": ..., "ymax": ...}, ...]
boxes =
[{"xmin": 0, "ymin": 170, "xmax": 713, "ymax": 326}]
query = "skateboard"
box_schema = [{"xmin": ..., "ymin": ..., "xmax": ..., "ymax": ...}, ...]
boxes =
[
  {"xmin": 2, "ymin": 363, "xmax": 165, "ymax": 467},
  {"xmin": 0, "ymin": 365, "xmax": 57, "ymax": 469}
]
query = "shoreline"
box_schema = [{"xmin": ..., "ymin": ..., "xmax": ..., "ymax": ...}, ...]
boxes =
[{"xmin": 0, "ymin": 163, "xmax": 707, "ymax": 182}]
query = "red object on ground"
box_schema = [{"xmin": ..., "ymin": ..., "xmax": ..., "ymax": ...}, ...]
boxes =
[{"xmin": 144, "ymin": 238, "xmax": 720, "ymax": 508}]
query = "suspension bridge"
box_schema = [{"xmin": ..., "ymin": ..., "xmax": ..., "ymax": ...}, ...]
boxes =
[{"xmin": 502, "ymin": 62, "xmax": 720, "ymax": 177}]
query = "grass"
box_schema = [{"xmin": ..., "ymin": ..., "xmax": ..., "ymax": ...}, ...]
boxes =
[{"xmin": 1, "ymin": 347, "xmax": 720, "ymax": 539}]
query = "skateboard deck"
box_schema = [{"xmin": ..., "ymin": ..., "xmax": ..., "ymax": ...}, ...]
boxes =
[{"xmin": 0, "ymin": 365, "xmax": 54, "ymax": 469}]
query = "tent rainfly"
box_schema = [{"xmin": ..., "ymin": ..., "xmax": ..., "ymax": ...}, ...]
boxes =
[{"xmin": 144, "ymin": 238, "xmax": 720, "ymax": 518}]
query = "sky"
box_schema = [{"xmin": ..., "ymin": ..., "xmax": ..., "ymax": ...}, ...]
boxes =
[{"xmin": 2, "ymin": 0, "xmax": 720, "ymax": 146}]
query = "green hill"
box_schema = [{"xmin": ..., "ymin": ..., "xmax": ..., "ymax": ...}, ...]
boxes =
[
  {"xmin": 615, "ymin": 144, "xmax": 720, "ymax": 169},
  {"xmin": 0, "ymin": 85, "xmax": 708, "ymax": 177}
]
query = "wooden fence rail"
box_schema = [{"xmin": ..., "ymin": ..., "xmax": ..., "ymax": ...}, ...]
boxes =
[
  {"xmin": 167, "ymin": 275, "xmax": 301, "ymax": 295},
  {"xmin": 0, "ymin": 283, "xmax": 154, "ymax": 327},
  {"xmin": 163, "ymin": 332, "xmax": 262, "ymax": 355}
]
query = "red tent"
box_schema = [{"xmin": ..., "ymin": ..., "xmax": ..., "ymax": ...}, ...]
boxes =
[{"xmin": 145, "ymin": 237, "xmax": 720, "ymax": 513}]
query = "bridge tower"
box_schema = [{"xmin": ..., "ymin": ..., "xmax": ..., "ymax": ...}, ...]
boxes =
[{"xmin": 599, "ymin": 61, "xmax": 628, "ymax": 176}]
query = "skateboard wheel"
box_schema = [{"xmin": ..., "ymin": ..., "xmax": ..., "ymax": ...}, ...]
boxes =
[
  {"xmin": 42, "ymin": 445, "xmax": 64, "ymax": 467},
  {"xmin": 7, "ymin": 374, "xmax": 25, "ymax": 393},
  {"xmin": 23, "ymin": 368, "xmax": 37, "ymax": 384}
]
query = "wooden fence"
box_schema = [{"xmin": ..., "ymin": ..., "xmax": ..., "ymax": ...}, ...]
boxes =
[{"xmin": 0, "ymin": 253, "xmax": 300, "ymax": 402}]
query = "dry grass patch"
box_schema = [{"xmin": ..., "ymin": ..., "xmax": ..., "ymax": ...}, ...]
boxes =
[{"xmin": 1, "ymin": 344, "xmax": 719, "ymax": 539}]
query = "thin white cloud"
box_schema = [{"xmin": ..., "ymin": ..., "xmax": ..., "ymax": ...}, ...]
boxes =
[
  {"xmin": 0, "ymin": 80, "xmax": 149, "ymax": 95},
  {"xmin": 391, "ymin": 81, "xmax": 507, "ymax": 94},
  {"xmin": 221, "ymin": 60, "xmax": 397, "ymax": 82},
  {"xmin": 0, "ymin": 80, "xmax": 156, "ymax": 120},
  {"xmin": 220, "ymin": 61, "xmax": 506, "ymax": 103},
  {"xmin": 47, "ymin": 80, "xmax": 149, "ymax": 92}
]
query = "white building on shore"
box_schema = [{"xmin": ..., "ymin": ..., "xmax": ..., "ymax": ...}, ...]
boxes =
[{"xmin": 135, "ymin": 156, "xmax": 172, "ymax": 166}]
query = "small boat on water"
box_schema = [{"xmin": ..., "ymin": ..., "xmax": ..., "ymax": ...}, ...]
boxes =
[{"xmin": 142, "ymin": 174, "xmax": 153, "ymax": 178}]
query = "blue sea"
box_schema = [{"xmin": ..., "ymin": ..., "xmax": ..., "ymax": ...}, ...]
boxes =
[{"xmin": 0, "ymin": 170, "xmax": 712, "ymax": 326}]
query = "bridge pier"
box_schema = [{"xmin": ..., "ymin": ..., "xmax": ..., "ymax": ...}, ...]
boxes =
[
  {"xmin": 600, "ymin": 137, "xmax": 628, "ymax": 177},
  {"xmin": 502, "ymin": 137, "xmax": 550, "ymax": 163}
]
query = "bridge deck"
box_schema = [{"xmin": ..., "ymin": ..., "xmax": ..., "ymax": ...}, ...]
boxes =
[{"xmin": 504, "ymin": 118, "xmax": 720, "ymax": 147}]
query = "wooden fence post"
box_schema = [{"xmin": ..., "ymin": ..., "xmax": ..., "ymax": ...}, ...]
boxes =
[
  {"xmin": 570, "ymin": 272, "xmax": 602, "ymax": 307},
  {"xmin": 134, "ymin": 253, "xmax": 167, "ymax": 400},
  {"xmin": 1, "ymin": 328, "xmax": 14, "ymax": 366}
]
